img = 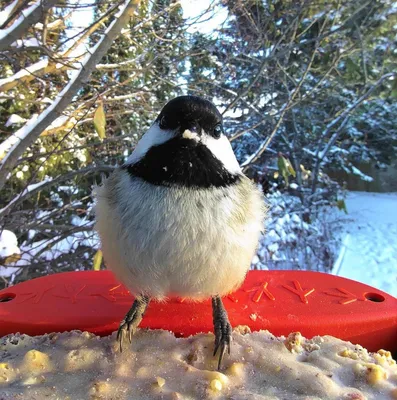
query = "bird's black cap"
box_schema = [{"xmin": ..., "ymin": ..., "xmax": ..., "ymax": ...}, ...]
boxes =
[{"xmin": 156, "ymin": 95, "xmax": 223, "ymax": 138}]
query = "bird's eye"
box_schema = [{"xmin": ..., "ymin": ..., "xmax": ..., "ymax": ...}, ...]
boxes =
[
  {"xmin": 213, "ymin": 124, "xmax": 223, "ymax": 139},
  {"xmin": 160, "ymin": 116, "xmax": 167, "ymax": 129}
]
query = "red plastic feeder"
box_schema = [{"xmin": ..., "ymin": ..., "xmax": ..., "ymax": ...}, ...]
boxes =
[{"xmin": 0, "ymin": 270, "xmax": 396, "ymax": 353}]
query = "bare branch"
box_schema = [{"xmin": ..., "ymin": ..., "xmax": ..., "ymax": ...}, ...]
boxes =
[
  {"xmin": 0, "ymin": 0, "xmax": 141, "ymax": 191},
  {"xmin": 311, "ymin": 72, "xmax": 396, "ymax": 192},
  {"xmin": 241, "ymin": 39, "xmax": 320, "ymax": 171},
  {"xmin": 0, "ymin": 165, "xmax": 115, "ymax": 219},
  {"xmin": 0, "ymin": 0, "xmax": 58, "ymax": 52}
]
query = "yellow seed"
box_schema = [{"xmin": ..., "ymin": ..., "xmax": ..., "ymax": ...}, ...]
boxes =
[
  {"xmin": 22, "ymin": 377, "xmax": 39, "ymax": 385},
  {"xmin": 23, "ymin": 350, "xmax": 51, "ymax": 371},
  {"xmin": 0, "ymin": 363, "xmax": 9, "ymax": 370},
  {"xmin": 374, "ymin": 350, "xmax": 396, "ymax": 366},
  {"xmin": 136, "ymin": 367, "xmax": 149, "ymax": 378},
  {"xmin": 205, "ymin": 370, "xmax": 228, "ymax": 386},
  {"xmin": 275, "ymin": 366, "xmax": 281, "ymax": 372},
  {"xmin": 90, "ymin": 381, "xmax": 110, "ymax": 394},
  {"xmin": 339, "ymin": 349, "xmax": 359, "ymax": 360},
  {"xmin": 377, "ymin": 349, "xmax": 392, "ymax": 358},
  {"xmin": 249, "ymin": 313, "xmax": 257, "ymax": 321},
  {"xmin": 156, "ymin": 376, "xmax": 166, "ymax": 388},
  {"xmin": 227, "ymin": 362, "xmax": 244, "ymax": 377},
  {"xmin": 365, "ymin": 363, "xmax": 387, "ymax": 385},
  {"xmin": 210, "ymin": 379, "xmax": 222, "ymax": 391}
]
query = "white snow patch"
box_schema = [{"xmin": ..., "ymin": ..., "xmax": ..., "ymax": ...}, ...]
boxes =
[
  {"xmin": 11, "ymin": 38, "xmax": 40, "ymax": 48},
  {"xmin": 5, "ymin": 114, "xmax": 27, "ymax": 127},
  {"xmin": 0, "ymin": 58, "xmax": 48, "ymax": 88},
  {"xmin": 0, "ymin": 230, "xmax": 20, "ymax": 258},
  {"xmin": 351, "ymin": 166, "xmax": 374, "ymax": 182},
  {"xmin": 0, "ymin": 176, "xmax": 53, "ymax": 216},
  {"xmin": 333, "ymin": 192, "xmax": 397, "ymax": 297},
  {"xmin": 0, "ymin": 0, "xmax": 18, "ymax": 26},
  {"xmin": 0, "ymin": 230, "xmax": 21, "ymax": 278}
]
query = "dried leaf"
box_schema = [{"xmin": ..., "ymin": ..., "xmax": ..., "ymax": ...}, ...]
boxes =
[
  {"xmin": 336, "ymin": 199, "xmax": 348, "ymax": 214},
  {"xmin": 93, "ymin": 102, "xmax": 106, "ymax": 140},
  {"xmin": 93, "ymin": 249, "xmax": 103, "ymax": 271},
  {"xmin": 4, "ymin": 253, "xmax": 21, "ymax": 265}
]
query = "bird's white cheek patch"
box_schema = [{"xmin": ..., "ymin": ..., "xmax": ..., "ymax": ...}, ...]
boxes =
[
  {"xmin": 204, "ymin": 134, "xmax": 241, "ymax": 174},
  {"xmin": 126, "ymin": 123, "xmax": 174, "ymax": 165}
]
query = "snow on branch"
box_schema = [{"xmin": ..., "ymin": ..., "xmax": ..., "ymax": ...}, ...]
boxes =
[
  {"xmin": 0, "ymin": 0, "xmax": 141, "ymax": 192},
  {"xmin": 317, "ymin": 72, "xmax": 397, "ymax": 163},
  {"xmin": 0, "ymin": 0, "xmax": 58, "ymax": 52},
  {"xmin": 0, "ymin": 165, "xmax": 115, "ymax": 219},
  {"xmin": 0, "ymin": 0, "xmax": 19, "ymax": 27},
  {"xmin": 310, "ymin": 72, "xmax": 397, "ymax": 193},
  {"xmin": 241, "ymin": 41, "xmax": 320, "ymax": 170},
  {"xmin": 0, "ymin": 6, "xmax": 113, "ymax": 93},
  {"xmin": 0, "ymin": 58, "xmax": 50, "ymax": 93}
]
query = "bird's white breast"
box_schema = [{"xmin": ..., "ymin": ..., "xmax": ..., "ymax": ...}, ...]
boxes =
[{"xmin": 94, "ymin": 170, "xmax": 265, "ymax": 300}]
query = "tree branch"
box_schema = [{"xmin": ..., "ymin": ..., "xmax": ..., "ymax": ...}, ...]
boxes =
[
  {"xmin": 241, "ymin": 39, "xmax": 320, "ymax": 171},
  {"xmin": 0, "ymin": 0, "xmax": 141, "ymax": 191},
  {"xmin": 310, "ymin": 72, "xmax": 396, "ymax": 193},
  {"xmin": 0, "ymin": 165, "xmax": 115, "ymax": 220},
  {"xmin": 0, "ymin": 0, "xmax": 58, "ymax": 52}
]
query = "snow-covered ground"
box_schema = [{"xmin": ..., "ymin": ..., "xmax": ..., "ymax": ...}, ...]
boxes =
[{"xmin": 333, "ymin": 191, "xmax": 397, "ymax": 298}]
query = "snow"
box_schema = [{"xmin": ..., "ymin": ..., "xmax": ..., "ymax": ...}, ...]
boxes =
[
  {"xmin": 0, "ymin": 176, "xmax": 53, "ymax": 217},
  {"xmin": 47, "ymin": 115, "xmax": 74, "ymax": 130},
  {"xmin": 351, "ymin": 165, "xmax": 374, "ymax": 182},
  {"xmin": 5, "ymin": 114, "xmax": 27, "ymax": 127},
  {"xmin": 0, "ymin": 229, "xmax": 20, "ymax": 278},
  {"xmin": 0, "ymin": 230, "xmax": 19, "ymax": 258},
  {"xmin": 11, "ymin": 38, "xmax": 40, "ymax": 48},
  {"xmin": 1, "ymin": 0, "xmax": 132, "ymax": 170},
  {"xmin": 0, "ymin": 58, "xmax": 48, "ymax": 89},
  {"xmin": 0, "ymin": 0, "xmax": 18, "ymax": 27},
  {"xmin": 333, "ymin": 192, "xmax": 397, "ymax": 297}
]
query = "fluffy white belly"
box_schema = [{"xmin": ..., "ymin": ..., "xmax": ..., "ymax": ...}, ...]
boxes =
[{"xmin": 94, "ymin": 169, "xmax": 264, "ymax": 300}]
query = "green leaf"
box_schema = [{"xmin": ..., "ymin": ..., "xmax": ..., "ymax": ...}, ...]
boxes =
[
  {"xmin": 93, "ymin": 103, "xmax": 106, "ymax": 140},
  {"xmin": 286, "ymin": 160, "xmax": 296, "ymax": 178},
  {"xmin": 93, "ymin": 249, "xmax": 103, "ymax": 271},
  {"xmin": 278, "ymin": 155, "xmax": 296, "ymax": 184},
  {"xmin": 391, "ymin": 79, "xmax": 397, "ymax": 99},
  {"xmin": 336, "ymin": 199, "xmax": 348, "ymax": 214},
  {"xmin": 278, "ymin": 155, "xmax": 289, "ymax": 185}
]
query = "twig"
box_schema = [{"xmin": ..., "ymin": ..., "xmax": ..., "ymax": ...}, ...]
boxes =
[{"xmin": 0, "ymin": 0, "xmax": 141, "ymax": 191}]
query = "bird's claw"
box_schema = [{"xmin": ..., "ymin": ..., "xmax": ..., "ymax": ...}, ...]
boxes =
[
  {"xmin": 116, "ymin": 296, "xmax": 149, "ymax": 353},
  {"xmin": 212, "ymin": 296, "xmax": 232, "ymax": 370},
  {"xmin": 213, "ymin": 318, "xmax": 232, "ymax": 370},
  {"xmin": 116, "ymin": 317, "xmax": 135, "ymax": 352}
]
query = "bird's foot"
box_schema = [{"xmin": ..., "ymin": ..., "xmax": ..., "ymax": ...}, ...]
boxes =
[
  {"xmin": 116, "ymin": 295, "xmax": 150, "ymax": 352},
  {"xmin": 212, "ymin": 295, "xmax": 232, "ymax": 370}
]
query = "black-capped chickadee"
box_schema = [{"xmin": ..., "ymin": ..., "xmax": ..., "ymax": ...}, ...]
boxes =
[{"xmin": 94, "ymin": 95, "xmax": 265, "ymax": 369}]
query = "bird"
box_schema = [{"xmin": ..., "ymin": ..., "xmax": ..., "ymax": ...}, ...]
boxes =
[{"xmin": 94, "ymin": 95, "xmax": 265, "ymax": 370}]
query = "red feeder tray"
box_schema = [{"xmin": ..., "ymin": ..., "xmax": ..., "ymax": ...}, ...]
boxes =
[{"xmin": 0, "ymin": 270, "xmax": 396, "ymax": 353}]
